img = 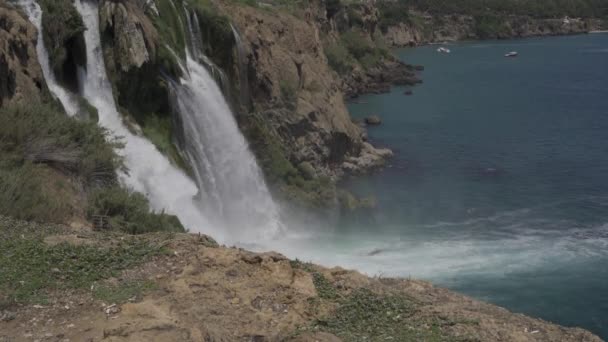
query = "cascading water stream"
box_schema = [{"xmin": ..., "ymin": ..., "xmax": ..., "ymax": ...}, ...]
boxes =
[
  {"xmin": 182, "ymin": 6, "xmax": 230, "ymax": 96},
  {"xmin": 15, "ymin": 0, "xmax": 79, "ymax": 116},
  {"xmin": 171, "ymin": 55, "xmax": 281, "ymax": 240},
  {"xmin": 171, "ymin": 17, "xmax": 282, "ymax": 240},
  {"xmin": 72, "ymin": 0, "xmax": 217, "ymax": 238},
  {"xmin": 230, "ymin": 24, "xmax": 250, "ymax": 110}
]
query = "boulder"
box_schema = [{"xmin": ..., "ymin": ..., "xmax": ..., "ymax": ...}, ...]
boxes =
[{"xmin": 365, "ymin": 115, "xmax": 382, "ymax": 125}]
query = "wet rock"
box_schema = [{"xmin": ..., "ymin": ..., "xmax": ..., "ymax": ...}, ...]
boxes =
[{"xmin": 364, "ymin": 115, "xmax": 382, "ymax": 125}]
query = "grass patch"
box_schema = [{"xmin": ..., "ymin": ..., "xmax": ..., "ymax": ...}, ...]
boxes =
[
  {"xmin": 0, "ymin": 218, "xmax": 163, "ymax": 307},
  {"xmin": 312, "ymin": 272, "xmax": 339, "ymax": 300},
  {"xmin": 93, "ymin": 280, "xmax": 158, "ymax": 304},
  {"xmin": 317, "ymin": 288, "xmax": 449, "ymax": 341}
]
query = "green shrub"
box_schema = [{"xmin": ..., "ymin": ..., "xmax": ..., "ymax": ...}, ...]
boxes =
[
  {"xmin": 0, "ymin": 103, "xmax": 122, "ymax": 186},
  {"xmin": 280, "ymin": 80, "xmax": 298, "ymax": 109},
  {"xmin": 377, "ymin": 0, "xmax": 411, "ymax": 33},
  {"xmin": 324, "ymin": 41, "xmax": 355, "ymax": 75},
  {"xmin": 87, "ymin": 186, "xmax": 185, "ymax": 234},
  {"xmin": 0, "ymin": 164, "xmax": 74, "ymax": 223},
  {"xmin": 340, "ymin": 30, "xmax": 374, "ymax": 60}
]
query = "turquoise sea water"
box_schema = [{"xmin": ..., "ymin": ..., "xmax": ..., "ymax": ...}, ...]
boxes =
[
  {"xmin": 261, "ymin": 33, "xmax": 608, "ymax": 338},
  {"xmin": 342, "ymin": 34, "xmax": 608, "ymax": 338}
]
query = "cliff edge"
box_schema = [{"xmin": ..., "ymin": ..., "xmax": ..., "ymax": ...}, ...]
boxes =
[{"xmin": 0, "ymin": 217, "xmax": 603, "ymax": 342}]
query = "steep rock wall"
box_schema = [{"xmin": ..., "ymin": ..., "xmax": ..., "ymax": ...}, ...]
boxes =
[
  {"xmin": 0, "ymin": 2, "xmax": 48, "ymax": 107},
  {"xmin": 220, "ymin": 2, "xmax": 372, "ymax": 175}
]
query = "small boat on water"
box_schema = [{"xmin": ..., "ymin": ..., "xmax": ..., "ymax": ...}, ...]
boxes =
[
  {"xmin": 437, "ymin": 47, "xmax": 451, "ymax": 53},
  {"xmin": 505, "ymin": 51, "xmax": 518, "ymax": 57}
]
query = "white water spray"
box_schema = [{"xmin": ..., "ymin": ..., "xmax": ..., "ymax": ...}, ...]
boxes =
[
  {"xmin": 73, "ymin": 0, "xmax": 218, "ymax": 237},
  {"xmin": 16, "ymin": 0, "xmax": 79, "ymax": 116}
]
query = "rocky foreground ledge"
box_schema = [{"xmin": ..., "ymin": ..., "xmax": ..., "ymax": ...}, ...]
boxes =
[{"xmin": 0, "ymin": 218, "xmax": 602, "ymax": 342}]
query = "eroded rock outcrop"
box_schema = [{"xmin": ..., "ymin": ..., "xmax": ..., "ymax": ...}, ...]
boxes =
[
  {"xmin": 99, "ymin": 0, "xmax": 170, "ymax": 117},
  {"xmin": 220, "ymin": 2, "xmax": 378, "ymax": 176},
  {"xmin": 0, "ymin": 2, "xmax": 47, "ymax": 107}
]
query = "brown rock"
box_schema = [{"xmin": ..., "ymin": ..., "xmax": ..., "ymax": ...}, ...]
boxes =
[{"xmin": 0, "ymin": 2, "xmax": 48, "ymax": 107}]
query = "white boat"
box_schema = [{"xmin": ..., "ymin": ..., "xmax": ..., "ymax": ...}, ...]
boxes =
[
  {"xmin": 505, "ymin": 51, "xmax": 518, "ymax": 57},
  {"xmin": 437, "ymin": 47, "xmax": 451, "ymax": 53}
]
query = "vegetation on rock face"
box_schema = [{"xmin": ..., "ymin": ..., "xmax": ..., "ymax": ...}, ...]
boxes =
[
  {"xmin": 0, "ymin": 103, "xmax": 183, "ymax": 233},
  {"xmin": 38, "ymin": 0, "xmax": 86, "ymax": 92},
  {"xmin": 0, "ymin": 103, "xmax": 121, "ymax": 191},
  {"xmin": 377, "ymin": 0, "xmax": 412, "ymax": 33},
  {"xmin": 240, "ymin": 113, "xmax": 338, "ymax": 208}
]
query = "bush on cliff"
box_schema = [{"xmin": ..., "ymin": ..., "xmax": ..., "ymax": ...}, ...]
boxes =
[
  {"xmin": 0, "ymin": 103, "xmax": 121, "ymax": 187},
  {"xmin": 0, "ymin": 103, "xmax": 183, "ymax": 232},
  {"xmin": 86, "ymin": 186, "xmax": 184, "ymax": 234},
  {"xmin": 377, "ymin": 0, "xmax": 411, "ymax": 33}
]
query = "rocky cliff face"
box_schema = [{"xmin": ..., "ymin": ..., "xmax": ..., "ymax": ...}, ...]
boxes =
[
  {"xmin": 0, "ymin": 2, "xmax": 48, "ymax": 107},
  {"xmin": 219, "ymin": 2, "xmax": 378, "ymax": 177}
]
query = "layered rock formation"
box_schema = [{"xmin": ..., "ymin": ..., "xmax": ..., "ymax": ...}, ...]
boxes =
[{"xmin": 0, "ymin": 1, "xmax": 48, "ymax": 107}]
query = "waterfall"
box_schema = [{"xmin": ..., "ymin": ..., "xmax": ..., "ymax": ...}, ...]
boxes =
[
  {"xmin": 183, "ymin": 6, "xmax": 230, "ymax": 96},
  {"xmin": 171, "ymin": 12, "xmax": 282, "ymax": 239},
  {"xmin": 72, "ymin": 0, "xmax": 218, "ymax": 238},
  {"xmin": 171, "ymin": 55, "xmax": 281, "ymax": 240},
  {"xmin": 183, "ymin": 5, "xmax": 203, "ymax": 62},
  {"xmin": 231, "ymin": 24, "xmax": 250, "ymax": 111},
  {"xmin": 17, "ymin": 0, "xmax": 280, "ymax": 242},
  {"xmin": 15, "ymin": 0, "xmax": 79, "ymax": 116}
]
